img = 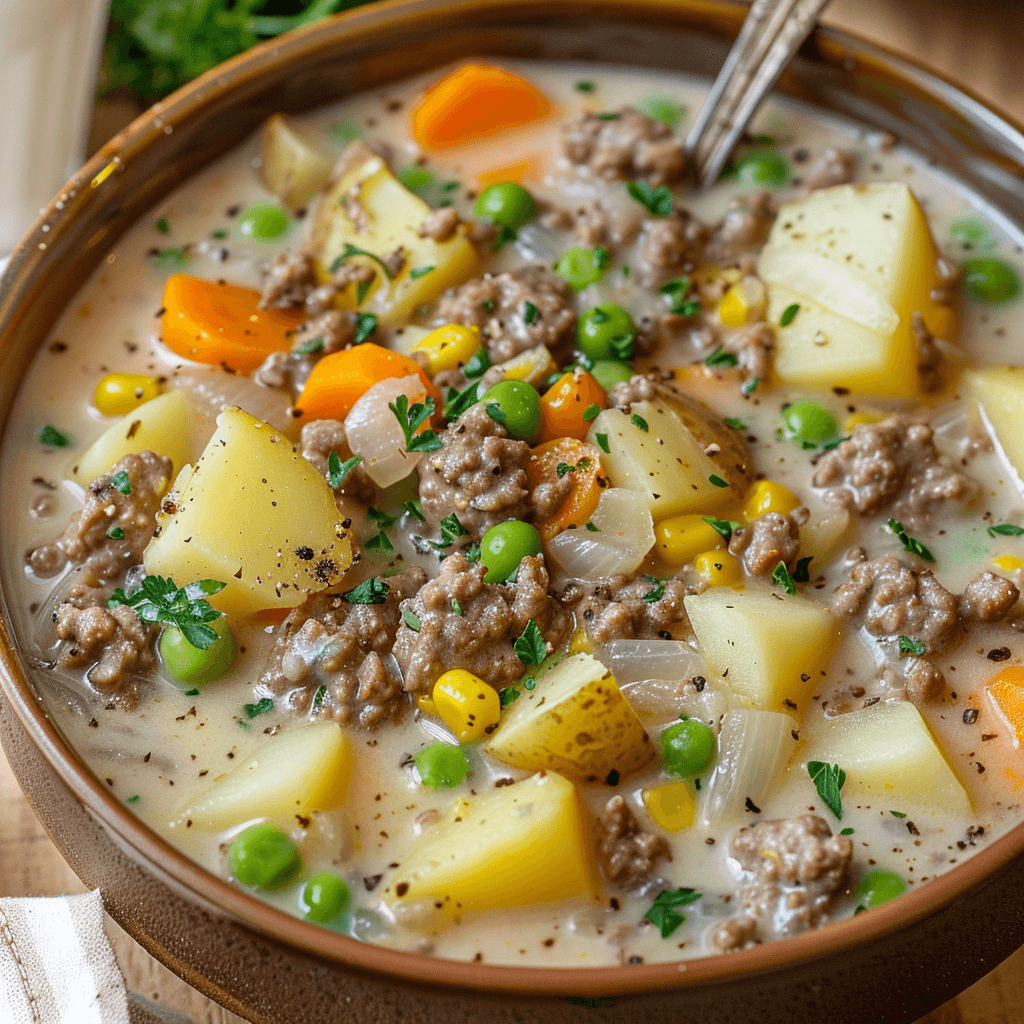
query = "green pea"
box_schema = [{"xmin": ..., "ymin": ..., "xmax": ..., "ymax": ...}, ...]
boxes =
[
  {"xmin": 301, "ymin": 872, "xmax": 351, "ymax": 923},
  {"xmin": 481, "ymin": 379, "xmax": 541, "ymax": 440},
  {"xmin": 588, "ymin": 359, "xmax": 634, "ymax": 392},
  {"xmin": 577, "ymin": 305, "xmax": 637, "ymax": 362},
  {"xmin": 636, "ymin": 95, "xmax": 682, "ymax": 130},
  {"xmin": 659, "ymin": 718, "xmax": 715, "ymax": 776},
  {"xmin": 737, "ymin": 150, "xmax": 790, "ymax": 188},
  {"xmin": 238, "ymin": 203, "xmax": 291, "ymax": 241},
  {"xmin": 782, "ymin": 400, "xmax": 838, "ymax": 444},
  {"xmin": 159, "ymin": 617, "xmax": 236, "ymax": 689},
  {"xmin": 398, "ymin": 166, "xmax": 436, "ymax": 196},
  {"xmin": 480, "ymin": 520, "xmax": 543, "ymax": 583},
  {"xmin": 555, "ymin": 246, "xmax": 613, "ymax": 290},
  {"xmin": 950, "ymin": 218, "xmax": 993, "ymax": 249},
  {"xmin": 229, "ymin": 823, "xmax": 302, "ymax": 890},
  {"xmin": 474, "ymin": 183, "xmax": 537, "ymax": 230},
  {"xmin": 414, "ymin": 741, "xmax": 468, "ymax": 790},
  {"xmin": 855, "ymin": 869, "xmax": 906, "ymax": 909},
  {"xmin": 963, "ymin": 257, "xmax": 1021, "ymax": 303}
]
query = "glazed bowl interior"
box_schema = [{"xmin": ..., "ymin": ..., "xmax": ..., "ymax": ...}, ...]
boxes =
[{"xmin": 3, "ymin": 0, "xmax": 1024, "ymax": 1013}]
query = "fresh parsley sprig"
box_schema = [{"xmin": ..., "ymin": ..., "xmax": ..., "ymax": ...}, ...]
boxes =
[
  {"xmin": 644, "ymin": 887, "xmax": 701, "ymax": 938},
  {"xmin": 107, "ymin": 574, "xmax": 225, "ymax": 650},
  {"xmin": 514, "ymin": 620, "xmax": 546, "ymax": 665},
  {"xmin": 886, "ymin": 518, "xmax": 935, "ymax": 563},
  {"xmin": 627, "ymin": 181, "xmax": 673, "ymax": 217},
  {"xmin": 807, "ymin": 760, "xmax": 846, "ymax": 819},
  {"xmin": 330, "ymin": 242, "xmax": 396, "ymax": 281},
  {"xmin": 389, "ymin": 394, "xmax": 443, "ymax": 453},
  {"xmin": 327, "ymin": 452, "xmax": 362, "ymax": 488}
]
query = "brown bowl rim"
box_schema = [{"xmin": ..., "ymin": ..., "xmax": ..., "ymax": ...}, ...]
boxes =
[{"xmin": 2, "ymin": 0, "xmax": 1024, "ymax": 1000}]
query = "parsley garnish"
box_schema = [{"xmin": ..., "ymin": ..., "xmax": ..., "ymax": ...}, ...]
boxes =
[
  {"xmin": 402, "ymin": 607, "xmax": 422, "ymax": 632},
  {"xmin": 582, "ymin": 403, "xmax": 601, "ymax": 422},
  {"xmin": 611, "ymin": 332, "xmax": 635, "ymax": 361},
  {"xmin": 312, "ymin": 684, "xmax": 327, "ymax": 713},
  {"xmin": 523, "ymin": 301, "xmax": 540, "ymax": 324},
  {"xmin": 741, "ymin": 376, "xmax": 761, "ymax": 396},
  {"xmin": 807, "ymin": 761, "xmax": 846, "ymax": 819},
  {"xmin": 389, "ymin": 394, "xmax": 442, "ymax": 453},
  {"xmin": 155, "ymin": 217, "xmax": 170, "ymax": 235},
  {"xmin": 705, "ymin": 347, "xmax": 739, "ymax": 369},
  {"xmin": 514, "ymin": 620, "xmax": 546, "ymax": 665},
  {"xmin": 492, "ymin": 224, "xmax": 518, "ymax": 251},
  {"xmin": 779, "ymin": 303, "xmax": 800, "ymax": 327},
  {"xmin": 724, "ymin": 417, "xmax": 747, "ymax": 430},
  {"xmin": 499, "ymin": 686, "xmax": 520, "ymax": 706},
  {"xmin": 840, "ymin": 827, "xmax": 854, "ymax": 835},
  {"xmin": 210, "ymin": 229, "xmax": 228, "ymax": 240},
  {"xmin": 403, "ymin": 499, "xmax": 425, "ymax": 521},
  {"xmin": 482, "ymin": 299, "xmax": 495, "ymax": 314},
  {"xmin": 327, "ymin": 452, "xmax": 362, "ymax": 488},
  {"xmin": 430, "ymin": 513, "xmax": 468, "ymax": 550},
  {"xmin": 463, "ymin": 348, "xmax": 491, "ymax": 379},
  {"xmin": 658, "ymin": 277, "xmax": 691, "ymax": 313},
  {"xmin": 793, "ymin": 555, "xmax": 814, "ymax": 583},
  {"xmin": 365, "ymin": 507, "xmax": 398, "ymax": 552},
  {"xmin": 464, "ymin": 542, "xmax": 481, "ymax": 563},
  {"xmin": 595, "ymin": 432, "xmax": 610, "ymax": 454},
  {"xmin": 556, "ymin": 462, "xmax": 574, "ymax": 478},
  {"xmin": 356, "ymin": 278, "xmax": 374, "ymax": 305},
  {"xmin": 443, "ymin": 381, "xmax": 480, "ymax": 421},
  {"xmin": 644, "ymin": 888, "xmax": 701, "ymax": 938},
  {"xmin": 107, "ymin": 526, "xmax": 126, "ymax": 540},
  {"xmin": 585, "ymin": 521, "xmax": 599, "ymax": 532},
  {"xmin": 410, "ymin": 265, "xmax": 435, "ymax": 280},
  {"xmin": 898, "ymin": 635, "xmax": 926, "ymax": 656},
  {"xmin": 109, "ymin": 470, "xmax": 132, "ymax": 495},
  {"xmin": 988, "ymin": 523, "xmax": 1024, "ymax": 537},
  {"xmin": 886, "ymin": 518, "xmax": 935, "ymax": 563},
  {"xmin": 295, "ymin": 336, "xmax": 324, "ymax": 355},
  {"xmin": 107, "ymin": 575, "xmax": 225, "ymax": 650},
  {"xmin": 244, "ymin": 697, "xmax": 274, "ymax": 718},
  {"xmin": 127, "ymin": 795, "xmax": 140, "ymax": 804},
  {"xmin": 150, "ymin": 246, "xmax": 191, "ymax": 271},
  {"xmin": 40, "ymin": 425, "xmax": 71, "ymax": 447},
  {"xmin": 641, "ymin": 574, "xmax": 666, "ymax": 603},
  {"xmin": 183, "ymin": 687, "xmax": 200, "ymax": 696},
  {"xmin": 354, "ymin": 312, "xmax": 378, "ymax": 344},
  {"xmin": 452, "ymin": 598, "xmax": 463, "ymax": 616},
  {"xmin": 329, "ymin": 242, "xmax": 395, "ymax": 281},
  {"xmin": 702, "ymin": 516, "xmax": 741, "ymax": 542},
  {"xmin": 631, "ymin": 413, "xmax": 649, "ymax": 432},
  {"xmin": 575, "ymin": 80, "xmax": 596, "ymax": 92},
  {"xmin": 626, "ymin": 180, "xmax": 673, "ymax": 217},
  {"xmin": 708, "ymin": 474, "xmax": 728, "ymax": 488},
  {"xmin": 343, "ymin": 577, "xmax": 390, "ymax": 604},
  {"xmin": 485, "ymin": 401, "xmax": 507, "ymax": 425},
  {"xmin": 890, "ymin": 810, "xmax": 907, "ymax": 818},
  {"xmin": 595, "ymin": 112, "xmax": 619, "ymax": 120},
  {"xmin": 771, "ymin": 561, "xmax": 797, "ymax": 595}
]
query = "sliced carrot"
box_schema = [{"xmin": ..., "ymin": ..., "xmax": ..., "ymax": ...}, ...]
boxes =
[
  {"xmin": 477, "ymin": 158, "xmax": 538, "ymax": 187},
  {"xmin": 987, "ymin": 666, "xmax": 1024, "ymax": 746},
  {"xmin": 293, "ymin": 343, "xmax": 442, "ymax": 425},
  {"xmin": 411, "ymin": 63, "xmax": 552, "ymax": 151},
  {"xmin": 539, "ymin": 369, "xmax": 608, "ymax": 443},
  {"xmin": 526, "ymin": 437, "xmax": 606, "ymax": 541},
  {"xmin": 160, "ymin": 274, "xmax": 304, "ymax": 374}
]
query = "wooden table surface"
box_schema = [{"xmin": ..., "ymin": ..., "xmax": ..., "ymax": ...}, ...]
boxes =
[{"xmin": 4, "ymin": 1, "xmax": 1024, "ymax": 1021}]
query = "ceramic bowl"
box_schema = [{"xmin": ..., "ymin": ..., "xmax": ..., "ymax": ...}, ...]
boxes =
[{"xmin": 3, "ymin": 2, "xmax": 1024, "ymax": 1021}]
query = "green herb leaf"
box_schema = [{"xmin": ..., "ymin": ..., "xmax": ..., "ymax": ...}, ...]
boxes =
[
  {"xmin": 779, "ymin": 303, "xmax": 800, "ymax": 327},
  {"xmin": 107, "ymin": 526, "xmax": 126, "ymax": 540},
  {"xmin": 523, "ymin": 301, "xmax": 540, "ymax": 324},
  {"xmin": 514, "ymin": 619, "xmax": 546, "ymax": 665},
  {"xmin": 40, "ymin": 425, "xmax": 71, "ymax": 447},
  {"xmin": 840, "ymin": 827, "xmax": 854, "ymax": 835},
  {"xmin": 464, "ymin": 542, "xmax": 481, "ymax": 563},
  {"xmin": 595, "ymin": 433, "xmax": 610, "ymax": 454},
  {"xmin": 708, "ymin": 474, "xmax": 728, "ymax": 489},
  {"xmin": 988, "ymin": 523, "xmax": 1024, "ymax": 537},
  {"xmin": 367, "ymin": 507, "xmax": 399, "ymax": 530},
  {"xmin": 107, "ymin": 575, "xmax": 225, "ymax": 650},
  {"xmin": 585, "ymin": 521, "xmax": 599, "ymax": 532},
  {"xmin": 498, "ymin": 686, "xmax": 520, "ymax": 707},
  {"xmin": 702, "ymin": 516, "xmax": 741, "ymax": 542},
  {"xmin": 582, "ymin": 403, "xmax": 601, "ymax": 422},
  {"xmin": 575, "ymin": 80, "xmax": 595, "ymax": 92},
  {"xmin": 626, "ymin": 180, "xmax": 673, "ymax": 217},
  {"xmin": 155, "ymin": 217, "xmax": 170, "ymax": 235},
  {"xmin": 658, "ymin": 277, "xmax": 691, "ymax": 314},
  {"xmin": 641, "ymin": 574, "xmax": 666, "ymax": 603},
  {"xmin": 898, "ymin": 635, "xmax": 926, "ymax": 656},
  {"xmin": 452, "ymin": 598, "xmax": 463, "ymax": 616},
  {"xmin": 244, "ymin": 697, "xmax": 274, "ymax": 719},
  {"xmin": 724, "ymin": 417, "xmax": 747, "ymax": 430},
  {"xmin": 389, "ymin": 394, "xmax": 443, "ymax": 453},
  {"xmin": 793, "ymin": 555, "xmax": 814, "ymax": 583},
  {"xmin": 705, "ymin": 347, "xmax": 739, "ymax": 369},
  {"xmin": 485, "ymin": 401, "xmax": 507, "ymax": 425},
  {"xmin": 210, "ymin": 229, "xmax": 228, "ymax": 240},
  {"xmin": 403, "ymin": 499, "xmax": 425, "ymax": 521},
  {"xmin": 353, "ymin": 312, "xmax": 378, "ymax": 344},
  {"xmin": 556, "ymin": 462, "xmax": 574, "ymax": 478},
  {"xmin": 410, "ymin": 265, "xmax": 435, "ymax": 280},
  {"xmin": 330, "ymin": 242, "xmax": 395, "ymax": 281},
  {"xmin": 365, "ymin": 530, "xmax": 394, "ymax": 553},
  {"xmin": 356, "ymin": 277, "xmax": 374, "ymax": 306},
  {"xmin": 150, "ymin": 247, "xmax": 191, "ymax": 271},
  {"xmin": 807, "ymin": 760, "xmax": 846, "ymax": 819},
  {"xmin": 771, "ymin": 561, "xmax": 797, "ymax": 595},
  {"xmin": 482, "ymin": 299, "xmax": 495, "ymax": 314},
  {"xmin": 343, "ymin": 577, "xmax": 390, "ymax": 604},
  {"xmin": 595, "ymin": 112, "xmax": 619, "ymax": 120},
  {"xmin": 327, "ymin": 452, "xmax": 363, "ymax": 488},
  {"xmin": 644, "ymin": 887, "xmax": 702, "ymax": 938},
  {"xmin": 886, "ymin": 518, "xmax": 936, "ymax": 563},
  {"xmin": 890, "ymin": 810, "xmax": 907, "ymax": 818},
  {"xmin": 310, "ymin": 684, "xmax": 327, "ymax": 714},
  {"xmin": 631, "ymin": 413, "xmax": 649, "ymax": 432},
  {"xmin": 611, "ymin": 332, "xmax": 635, "ymax": 361},
  {"xmin": 402, "ymin": 607, "xmax": 422, "ymax": 632},
  {"xmin": 492, "ymin": 224, "xmax": 518, "ymax": 251},
  {"xmin": 430, "ymin": 513, "xmax": 468, "ymax": 550},
  {"xmin": 463, "ymin": 348, "xmax": 491, "ymax": 379},
  {"xmin": 109, "ymin": 470, "xmax": 132, "ymax": 495},
  {"xmin": 741, "ymin": 376, "xmax": 761, "ymax": 396},
  {"xmin": 443, "ymin": 382, "xmax": 481, "ymax": 421},
  {"xmin": 126, "ymin": 794, "xmax": 140, "ymax": 804},
  {"xmin": 295, "ymin": 335, "xmax": 324, "ymax": 355},
  {"xmin": 183, "ymin": 687, "xmax": 200, "ymax": 696}
]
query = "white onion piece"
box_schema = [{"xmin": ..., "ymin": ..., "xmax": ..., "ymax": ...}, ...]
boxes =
[
  {"xmin": 701, "ymin": 708, "xmax": 798, "ymax": 826},
  {"xmin": 597, "ymin": 639, "xmax": 705, "ymax": 685},
  {"xmin": 548, "ymin": 488, "xmax": 654, "ymax": 579},
  {"xmin": 173, "ymin": 368, "xmax": 292, "ymax": 432},
  {"xmin": 344, "ymin": 374, "xmax": 428, "ymax": 488},
  {"xmin": 621, "ymin": 677, "xmax": 730, "ymax": 727}
]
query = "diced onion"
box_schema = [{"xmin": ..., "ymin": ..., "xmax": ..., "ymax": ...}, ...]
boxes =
[
  {"xmin": 173, "ymin": 368, "xmax": 293, "ymax": 432},
  {"xmin": 547, "ymin": 488, "xmax": 654, "ymax": 579},
  {"xmin": 701, "ymin": 708, "xmax": 797, "ymax": 825},
  {"xmin": 344, "ymin": 374, "xmax": 428, "ymax": 488},
  {"xmin": 597, "ymin": 639, "xmax": 705, "ymax": 686}
]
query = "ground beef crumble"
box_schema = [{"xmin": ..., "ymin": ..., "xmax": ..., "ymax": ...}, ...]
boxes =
[
  {"xmin": 299, "ymin": 418, "xmax": 376, "ymax": 505},
  {"xmin": 638, "ymin": 212, "xmax": 708, "ymax": 279},
  {"xmin": 728, "ymin": 509, "xmax": 807, "ymax": 576},
  {"xmin": 560, "ymin": 574, "xmax": 690, "ymax": 645},
  {"xmin": 704, "ymin": 192, "xmax": 775, "ymax": 264},
  {"xmin": 392, "ymin": 553, "xmax": 570, "ymax": 694},
  {"xmin": 713, "ymin": 815, "xmax": 852, "ymax": 951},
  {"xmin": 802, "ymin": 148, "xmax": 856, "ymax": 191},
  {"xmin": 595, "ymin": 795, "xmax": 671, "ymax": 890}
]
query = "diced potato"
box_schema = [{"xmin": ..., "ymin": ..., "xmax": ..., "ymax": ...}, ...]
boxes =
[
  {"xmin": 310, "ymin": 141, "xmax": 481, "ymax": 326},
  {"xmin": 805, "ymin": 700, "xmax": 971, "ymax": 816},
  {"xmin": 485, "ymin": 653, "xmax": 655, "ymax": 782},
  {"xmin": 760, "ymin": 182, "xmax": 956, "ymax": 398},
  {"xmin": 71, "ymin": 390, "xmax": 195, "ymax": 485},
  {"xmin": 684, "ymin": 588, "xmax": 840, "ymax": 711},
  {"xmin": 144, "ymin": 407, "xmax": 353, "ymax": 617},
  {"xmin": 586, "ymin": 401, "xmax": 735, "ymax": 520},
  {"xmin": 385, "ymin": 771, "xmax": 599, "ymax": 916},
  {"xmin": 173, "ymin": 721, "xmax": 351, "ymax": 830},
  {"xmin": 259, "ymin": 114, "xmax": 332, "ymax": 213},
  {"xmin": 964, "ymin": 366, "xmax": 1024, "ymax": 490},
  {"xmin": 800, "ymin": 501, "xmax": 852, "ymax": 564}
]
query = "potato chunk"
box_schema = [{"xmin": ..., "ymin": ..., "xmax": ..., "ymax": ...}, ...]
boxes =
[
  {"xmin": 684, "ymin": 588, "xmax": 840, "ymax": 711},
  {"xmin": 485, "ymin": 653, "xmax": 655, "ymax": 782},
  {"xmin": 72, "ymin": 390, "xmax": 194, "ymax": 484},
  {"xmin": 311, "ymin": 141, "xmax": 481, "ymax": 326},
  {"xmin": 385, "ymin": 771, "xmax": 599, "ymax": 917},
  {"xmin": 143, "ymin": 407, "xmax": 353, "ymax": 616},
  {"xmin": 804, "ymin": 700, "xmax": 971, "ymax": 816},
  {"xmin": 760, "ymin": 182, "xmax": 955, "ymax": 398},
  {"xmin": 173, "ymin": 721, "xmax": 351, "ymax": 830},
  {"xmin": 965, "ymin": 366, "xmax": 1024, "ymax": 490},
  {"xmin": 259, "ymin": 114, "xmax": 332, "ymax": 212}
]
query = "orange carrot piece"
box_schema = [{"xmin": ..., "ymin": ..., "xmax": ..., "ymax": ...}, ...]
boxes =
[
  {"xmin": 539, "ymin": 370, "xmax": 608, "ymax": 443},
  {"xmin": 294, "ymin": 343, "xmax": 442, "ymax": 425},
  {"xmin": 988, "ymin": 666, "xmax": 1024, "ymax": 746},
  {"xmin": 160, "ymin": 274, "xmax": 304, "ymax": 374},
  {"xmin": 411, "ymin": 63, "xmax": 552, "ymax": 151},
  {"xmin": 526, "ymin": 437, "xmax": 605, "ymax": 541},
  {"xmin": 477, "ymin": 158, "xmax": 538, "ymax": 187}
]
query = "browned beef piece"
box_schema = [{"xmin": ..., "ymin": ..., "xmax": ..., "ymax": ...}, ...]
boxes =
[
  {"xmin": 803, "ymin": 148, "xmax": 856, "ymax": 191},
  {"xmin": 260, "ymin": 568, "xmax": 427, "ymax": 729},
  {"xmin": 255, "ymin": 310, "xmax": 359, "ymax": 394},
  {"xmin": 812, "ymin": 415, "xmax": 978, "ymax": 523},
  {"xmin": 572, "ymin": 198, "xmax": 642, "ymax": 250},
  {"xmin": 27, "ymin": 451, "xmax": 172, "ymax": 587},
  {"xmin": 417, "ymin": 207, "xmax": 460, "ymax": 242},
  {"xmin": 561, "ymin": 574, "xmax": 690, "ymax": 645},
  {"xmin": 299, "ymin": 419, "xmax": 376, "ymax": 505},
  {"xmin": 712, "ymin": 815, "xmax": 852, "ymax": 951},
  {"xmin": 638, "ymin": 212, "xmax": 708, "ymax": 278},
  {"xmin": 960, "ymin": 571, "xmax": 1020, "ymax": 622},
  {"xmin": 911, "ymin": 311, "xmax": 944, "ymax": 393},
  {"xmin": 433, "ymin": 265, "xmax": 576, "ymax": 364},
  {"xmin": 728, "ymin": 510, "xmax": 806, "ymax": 576},
  {"xmin": 608, "ymin": 373, "xmax": 658, "ymax": 410},
  {"xmin": 392, "ymin": 553, "xmax": 571, "ymax": 694},
  {"xmin": 704, "ymin": 192, "xmax": 775, "ymax": 263},
  {"xmin": 259, "ymin": 249, "xmax": 318, "ymax": 309},
  {"xmin": 723, "ymin": 321, "xmax": 773, "ymax": 385},
  {"xmin": 562, "ymin": 108, "xmax": 686, "ymax": 187},
  {"xmin": 595, "ymin": 795, "xmax": 671, "ymax": 890},
  {"xmin": 418, "ymin": 402, "xmax": 533, "ymax": 541}
]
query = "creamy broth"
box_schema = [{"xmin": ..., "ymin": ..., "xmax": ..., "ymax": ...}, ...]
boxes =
[{"xmin": 4, "ymin": 60, "xmax": 1024, "ymax": 968}]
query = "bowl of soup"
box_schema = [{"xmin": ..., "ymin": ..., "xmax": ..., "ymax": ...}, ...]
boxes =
[{"xmin": 3, "ymin": 1, "xmax": 1024, "ymax": 1021}]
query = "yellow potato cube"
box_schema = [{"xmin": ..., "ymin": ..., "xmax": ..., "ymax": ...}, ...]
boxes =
[
  {"xmin": 144, "ymin": 407, "xmax": 353, "ymax": 616},
  {"xmin": 259, "ymin": 114, "xmax": 332, "ymax": 213}
]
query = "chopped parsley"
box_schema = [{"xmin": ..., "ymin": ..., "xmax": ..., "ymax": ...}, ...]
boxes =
[
  {"xmin": 443, "ymin": 382, "xmax": 481, "ymax": 421},
  {"xmin": 641, "ymin": 574, "xmax": 666, "ymax": 603},
  {"xmin": 126, "ymin": 795, "xmax": 140, "ymax": 804},
  {"xmin": 741, "ymin": 376, "xmax": 761, "ymax": 396},
  {"xmin": 464, "ymin": 542, "xmax": 481, "ymax": 563},
  {"xmin": 890, "ymin": 810, "xmax": 907, "ymax": 818},
  {"xmin": 708, "ymin": 474, "xmax": 728, "ymax": 488},
  {"xmin": 312, "ymin": 685, "xmax": 327, "ymax": 713},
  {"xmin": 585, "ymin": 521, "xmax": 600, "ymax": 532},
  {"xmin": 988, "ymin": 523, "xmax": 1024, "ymax": 537},
  {"xmin": 150, "ymin": 246, "xmax": 191, "ymax": 271},
  {"xmin": 886, "ymin": 518, "xmax": 935, "ymax": 563},
  {"xmin": 492, "ymin": 224, "xmax": 519, "ymax": 251},
  {"xmin": 631, "ymin": 413, "xmax": 649, "ymax": 432},
  {"xmin": 481, "ymin": 299, "xmax": 495, "ymax": 314},
  {"xmin": 705, "ymin": 347, "xmax": 739, "ymax": 369},
  {"xmin": 807, "ymin": 760, "xmax": 846, "ymax": 819},
  {"xmin": 523, "ymin": 301, "xmax": 540, "ymax": 324},
  {"xmin": 403, "ymin": 499, "xmax": 425, "ymax": 521},
  {"xmin": 463, "ymin": 348, "xmax": 491, "ymax": 379},
  {"xmin": 626, "ymin": 180, "xmax": 673, "ymax": 217},
  {"xmin": 327, "ymin": 452, "xmax": 362, "ymax": 488},
  {"xmin": 514, "ymin": 619, "xmax": 546, "ymax": 665},
  {"xmin": 498, "ymin": 686, "xmax": 520, "ymax": 707},
  {"xmin": 389, "ymin": 394, "xmax": 442, "ymax": 453},
  {"xmin": 898, "ymin": 635, "xmax": 926, "ymax": 656},
  {"xmin": 294, "ymin": 335, "xmax": 324, "ymax": 355},
  {"xmin": 40, "ymin": 425, "xmax": 71, "ymax": 447},
  {"xmin": 702, "ymin": 516, "xmax": 741, "ymax": 542},
  {"xmin": 343, "ymin": 577, "xmax": 390, "ymax": 605},
  {"xmin": 771, "ymin": 561, "xmax": 797, "ymax": 595},
  {"xmin": 840, "ymin": 827, "xmax": 854, "ymax": 835},
  {"xmin": 107, "ymin": 526, "xmax": 126, "ymax": 540},
  {"xmin": 582, "ymin": 403, "xmax": 601, "ymax": 422},
  {"xmin": 595, "ymin": 432, "xmax": 610, "ymax": 454},
  {"xmin": 402, "ymin": 607, "xmax": 422, "ymax": 632},
  {"xmin": 451, "ymin": 598, "xmax": 463, "ymax": 616},
  {"xmin": 183, "ymin": 687, "xmax": 200, "ymax": 696},
  {"xmin": 244, "ymin": 697, "xmax": 274, "ymax": 719},
  {"xmin": 779, "ymin": 303, "xmax": 800, "ymax": 327},
  {"xmin": 353, "ymin": 312, "xmax": 378, "ymax": 344},
  {"xmin": 210, "ymin": 229, "xmax": 228, "ymax": 240},
  {"xmin": 329, "ymin": 242, "xmax": 396, "ymax": 281},
  {"xmin": 356, "ymin": 278, "xmax": 374, "ymax": 306},
  {"xmin": 574, "ymin": 80, "xmax": 596, "ymax": 92},
  {"xmin": 430, "ymin": 513, "xmax": 468, "ymax": 550},
  {"xmin": 155, "ymin": 217, "xmax": 170, "ymax": 234},
  {"xmin": 658, "ymin": 277, "xmax": 699, "ymax": 316},
  {"xmin": 556, "ymin": 458, "xmax": 593, "ymax": 479},
  {"xmin": 109, "ymin": 470, "xmax": 132, "ymax": 495},
  {"xmin": 595, "ymin": 112, "xmax": 619, "ymax": 120},
  {"xmin": 107, "ymin": 575, "xmax": 225, "ymax": 650},
  {"xmin": 724, "ymin": 417, "xmax": 747, "ymax": 430},
  {"xmin": 611, "ymin": 332, "xmax": 635, "ymax": 361},
  {"xmin": 485, "ymin": 401, "xmax": 507, "ymax": 425},
  {"xmin": 365, "ymin": 507, "xmax": 398, "ymax": 552},
  {"xmin": 644, "ymin": 887, "xmax": 702, "ymax": 938},
  {"xmin": 409, "ymin": 265, "xmax": 435, "ymax": 280},
  {"xmin": 792, "ymin": 555, "xmax": 814, "ymax": 583}
]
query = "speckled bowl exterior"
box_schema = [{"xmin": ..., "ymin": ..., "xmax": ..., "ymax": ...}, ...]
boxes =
[{"xmin": 3, "ymin": 2, "xmax": 1024, "ymax": 1021}]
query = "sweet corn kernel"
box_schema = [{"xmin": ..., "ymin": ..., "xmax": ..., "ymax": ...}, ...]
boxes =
[
  {"xmin": 497, "ymin": 344, "xmax": 558, "ymax": 386},
  {"xmin": 993, "ymin": 555, "xmax": 1024, "ymax": 572},
  {"xmin": 413, "ymin": 324, "xmax": 481, "ymax": 375},
  {"xmin": 432, "ymin": 668, "xmax": 501, "ymax": 743},
  {"xmin": 93, "ymin": 373, "xmax": 162, "ymax": 417},
  {"xmin": 717, "ymin": 284, "xmax": 749, "ymax": 328},
  {"xmin": 694, "ymin": 549, "xmax": 743, "ymax": 587},
  {"xmin": 416, "ymin": 694, "xmax": 438, "ymax": 716},
  {"xmin": 842, "ymin": 409, "xmax": 887, "ymax": 434},
  {"xmin": 568, "ymin": 628, "xmax": 593, "ymax": 655},
  {"xmin": 642, "ymin": 781, "xmax": 696, "ymax": 832},
  {"xmin": 742, "ymin": 480, "xmax": 800, "ymax": 522},
  {"xmin": 655, "ymin": 514, "xmax": 725, "ymax": 568}
]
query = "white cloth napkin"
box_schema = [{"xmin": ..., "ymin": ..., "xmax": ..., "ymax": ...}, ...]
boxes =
[{"xmin": 0, "ymin": 891, "xmax": 130, "ymax": 1024}]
